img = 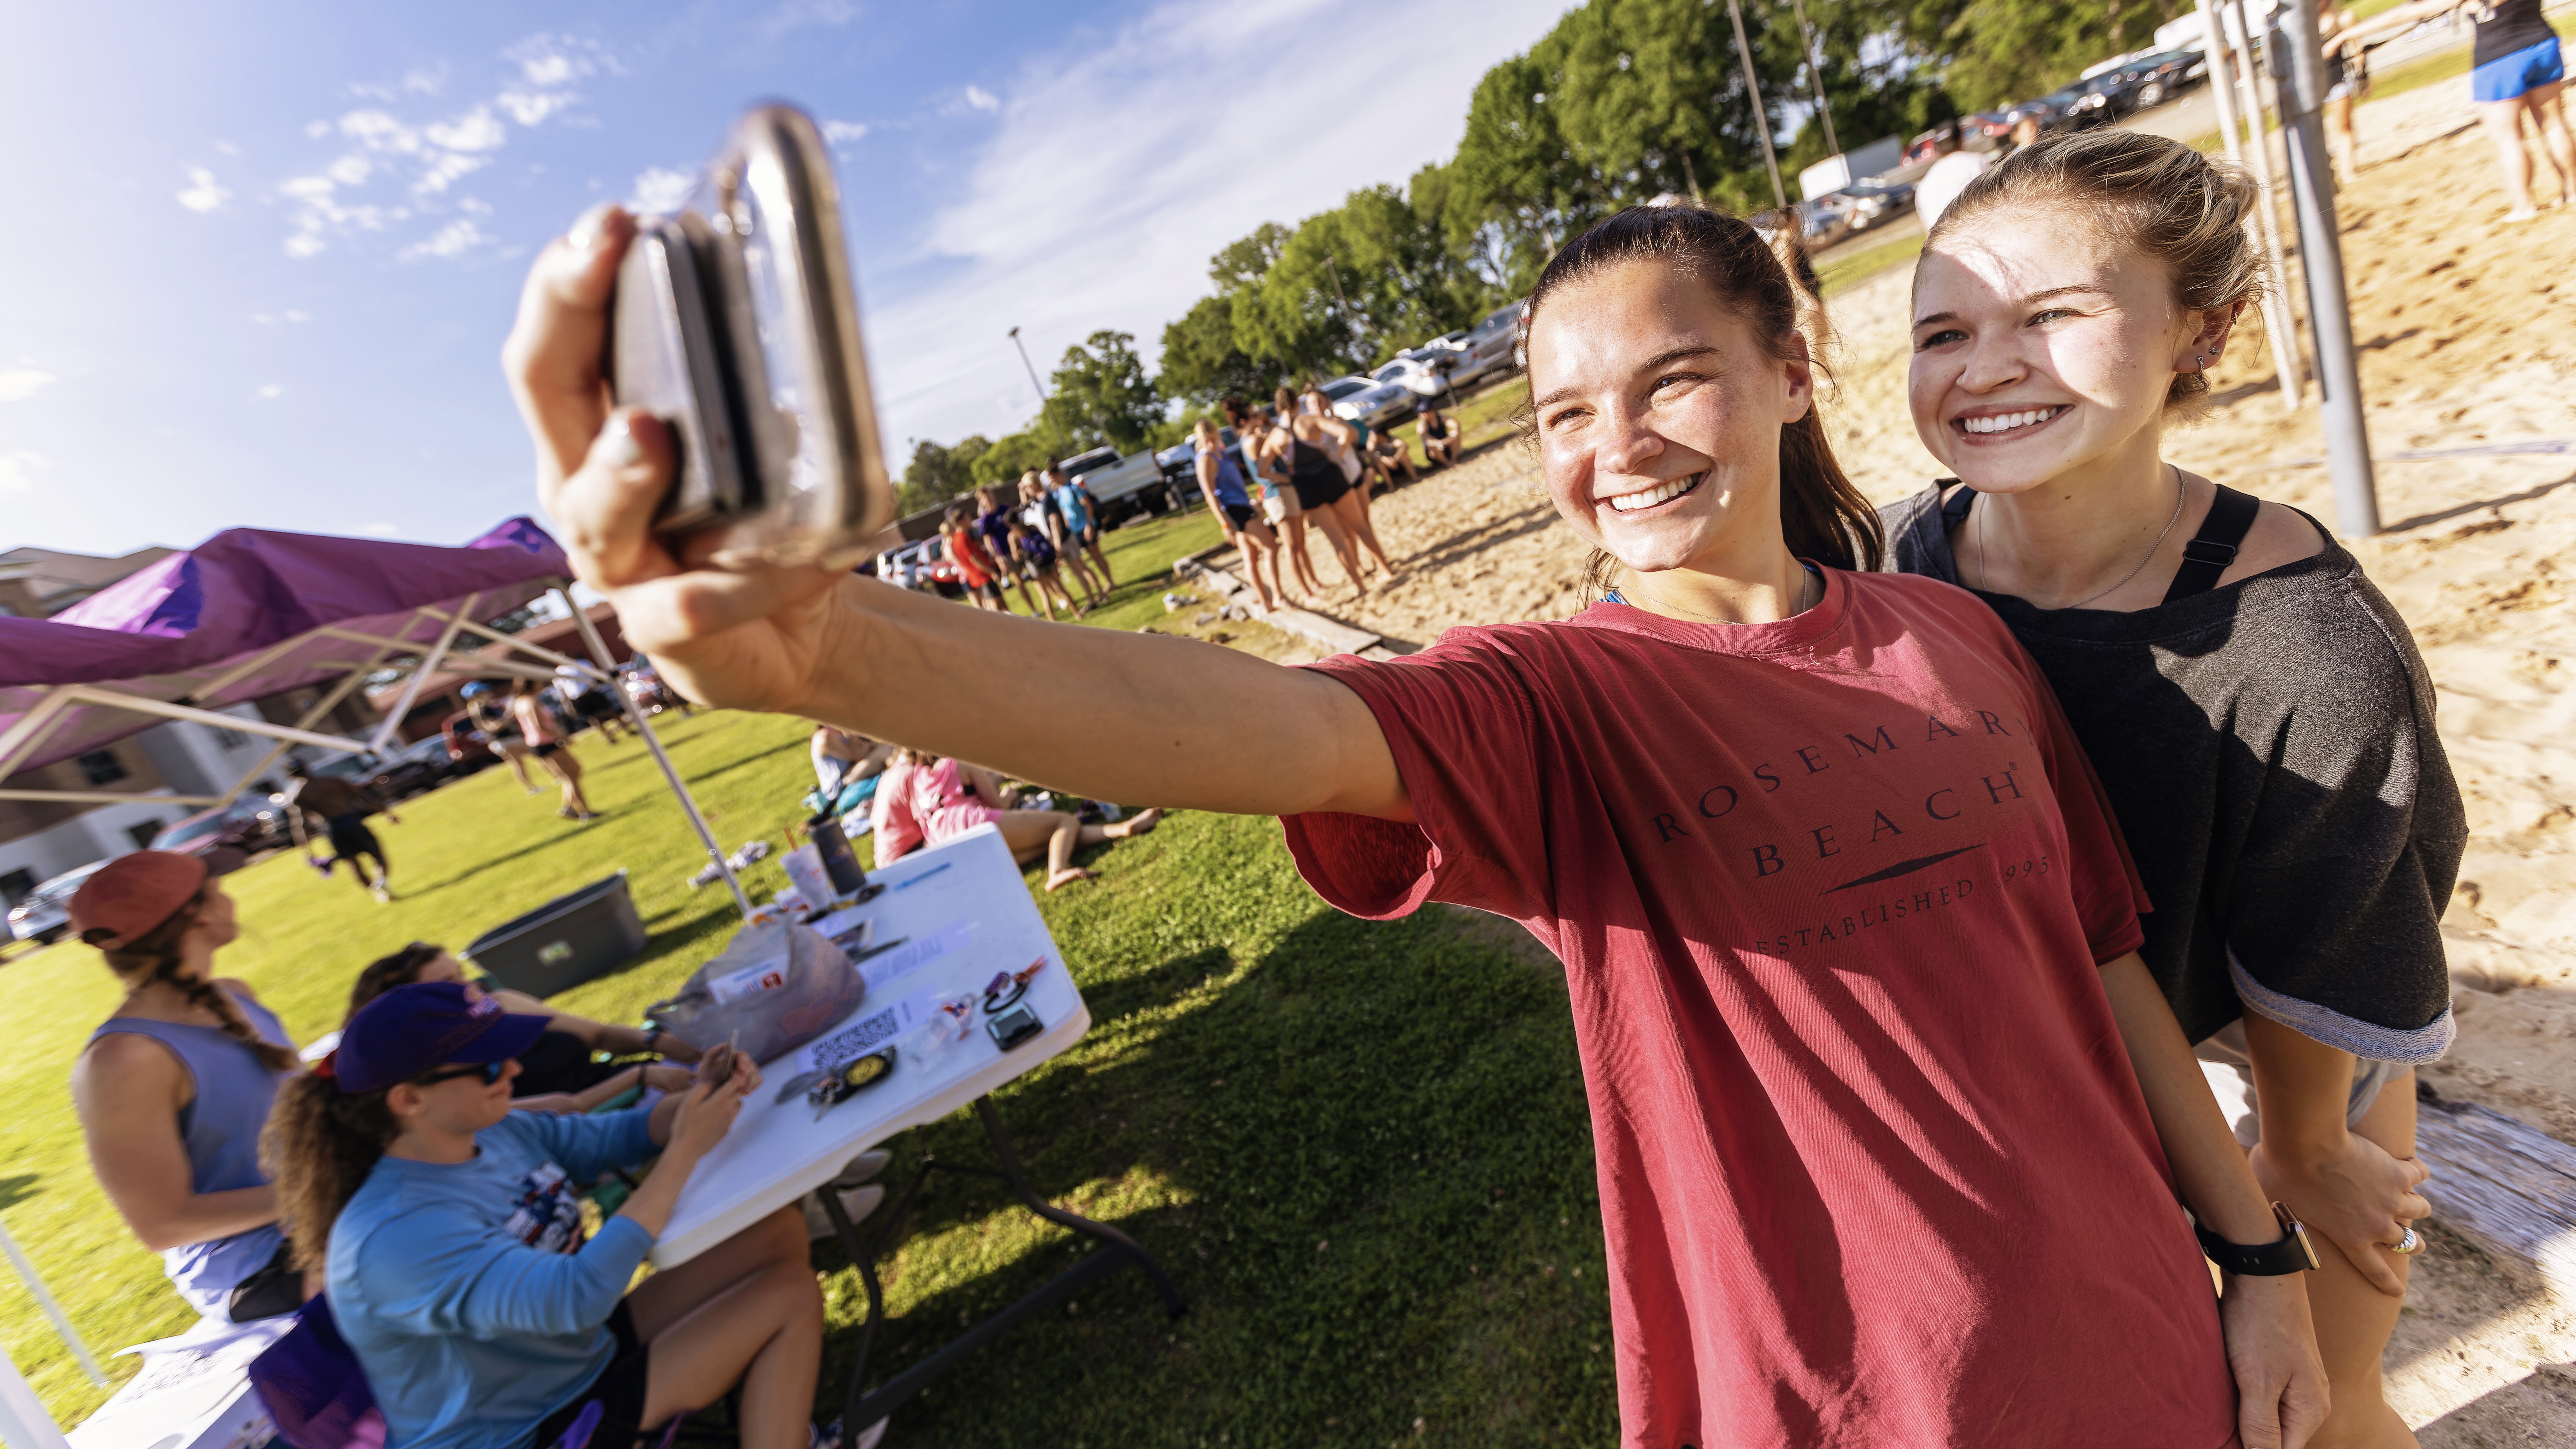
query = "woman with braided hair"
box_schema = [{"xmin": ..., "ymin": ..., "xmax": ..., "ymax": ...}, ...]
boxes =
[{"xmin": 68, "ymin": 851, "xmax": 308, "ymax": 1321}]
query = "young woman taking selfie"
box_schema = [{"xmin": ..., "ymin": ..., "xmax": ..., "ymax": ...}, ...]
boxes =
[
  {"xmin": 1884, "ymin": 130, "xmax": 2463, "ymax": 1449},
  {"xmin": 509, "ymin": 199, "xmax": 2327, "ymax": 1448}
]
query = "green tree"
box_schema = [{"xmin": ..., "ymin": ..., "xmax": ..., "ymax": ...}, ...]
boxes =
[
  {"xmin": 969, "ymin": 426, "xmax": 1064, "ymax": 488},
  {"xmin": 1039, "ymin": 331, "xmax": 1163, "ymax": 454},
  {"xmin": 1937, "ymin": 0, "xmax": 2168, "ymax": 112},
  {"xmin": 1158, "ymin": 294, "xmax": 1276, "ymax": 408},
  {"xmin": 897, "ymin": 434, "xmax": 989, "ymax": 517}
]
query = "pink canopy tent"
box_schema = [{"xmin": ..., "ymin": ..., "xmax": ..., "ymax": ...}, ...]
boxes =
[{"xmin": 0, "ymin": 518, "xmax": 748, "ymax": 912}]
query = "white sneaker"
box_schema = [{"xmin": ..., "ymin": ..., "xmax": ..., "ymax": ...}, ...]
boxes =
[{"xmin": 802, "ymin": 1183, "xmax": 885, "ymax": 1241}]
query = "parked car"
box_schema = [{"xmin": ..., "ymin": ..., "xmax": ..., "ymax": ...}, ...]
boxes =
[
  {"xmin": 1904, "ymin": 121, "xmax": 1959, "ymax": 165},
  {"xmin": 2108, "ymin": 48, "xmax": 2209, "ymax": 110},
  {"xmin": 1307, "ymin": 375, "xmax": 1413, "ymax": 431},
  {"xmin": 1056, "ymin": 445, "xmax": 1185, "ymax": 529},
  {"xmin": 442, "ymin": 708, "xmax": 499, "ymax": 771},
  {"xmin": 1834, "ymin": 176, "xmax": 1918, "ymax": 233},
  {"xmin": 369, "ymin": 735, "xmax": 455, "ymax": 800},
  {"xmin": 148, "ymin": 801, "xmax": 285, "ymax": 875},
  {"xmin": 1367, "ymin": 351, "xmax": 1456, "ymax": 402},
  {"xmin": 1443, "ymin": 301, "xmax": 1525, "ymax": 390},
  {"xmin": 7, "ymin": 861, "xmax": 107, "ymax": 944}
]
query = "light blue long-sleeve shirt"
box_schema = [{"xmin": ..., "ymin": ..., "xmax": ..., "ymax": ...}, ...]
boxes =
[{"xmin": 328, "ymin": 1108, "xmax": 659, "ymax": 1449}]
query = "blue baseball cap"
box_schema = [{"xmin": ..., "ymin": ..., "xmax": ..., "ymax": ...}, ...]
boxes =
[{"xmin": 331, "ymin": 981, "xmax": 549, "ymax": 1094}]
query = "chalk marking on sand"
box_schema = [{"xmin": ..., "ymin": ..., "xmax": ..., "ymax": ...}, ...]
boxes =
[{"xmin": 2275, "ymin": 438, "xmax": 2575, "ymax": 468}]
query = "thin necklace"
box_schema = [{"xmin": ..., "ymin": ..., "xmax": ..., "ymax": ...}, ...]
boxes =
[
  {"xmin": 1978, "ymin": 466, "xmax": 2186, "ymax": 611},
  {"xmin": 1635, "ymin": 564, "xmax": 1818, "ymax": 623}
]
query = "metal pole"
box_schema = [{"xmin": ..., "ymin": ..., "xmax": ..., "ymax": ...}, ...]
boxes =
[
  {"xmin": 1006, "ymin": 328, "xmax": 1046, "ymax": 404},
  {"xmin": 554, "ymin": 587, "xmax": 753, "ymax": 918},
  {"xmin": 1725, "ymin": 0, "xmax": 1789, "ymax": 210},
  {"xmin": 0, "ymin": 1217, "xmax": 104, "ymax": 1389},
  {"xmin": 0, "ymin": 1342, "xmax": 73, "ymax": 1449},
  {"xmin": 365, "ymin": 590, "xmax": 478, "ymax": 754},
  {"xmin": 2275, "ymin": 0, "xmax": 2380, "ymax": 535},
  {"xmin": 1789, "ymin": 0, "xmax": 1839, "ymax": 160},
  {"xmin": 2198, "ymin": 0, "xmax": 2308, "ymax": 412}
]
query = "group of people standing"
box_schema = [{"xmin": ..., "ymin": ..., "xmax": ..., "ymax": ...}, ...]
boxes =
[
  {"xmin": 514, "ymin": 122, "xmax": 2463, "ymax": 1448},
  {"xmin": 1190, "ymin": 386, "xmax": 1431, "ymax": 612},
  {"xmin": 67, "ymin": 850, "xmax": 842, "ymax": 1449},
  {"xmin": 463, "ymin": 678, "xmax": 599, "ymax": 823},
  {"xmin": 929, "ymin": 461, "xmax": 1116, "ymax": 620}
]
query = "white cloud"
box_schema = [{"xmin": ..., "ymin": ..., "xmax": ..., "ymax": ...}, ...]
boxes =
[
  {"xmin": 285, "ymin": 232, "xmax": 327, "ymax": 258},
  {"xmin": 255, "ymin": 384, "xmax": 284, "ymax": 400},
  {"xmin": 822, "ymin": 119, "xmax": 869, "ymax": 145},
  {"xmin": 0, "ymin": 451, "xmax": 50, "ymax": 493},
  {"xmin": 398, "ymin": 219, "xmax": 495, "ymax": 261},
  {"xmin": 869, "ymin": 0, "xmax": 1566, "ymax": 450},
  {"xmin": 961, "ymin": 85, "xmax": 1000, "ymax": 114},
  {"xmin": 357, "ymin": 521, "xmax": 403, "ymax": 537},
  {"xmin": 176, "ymin": 166, "xmax": 232, "ymax": 212},
  {"xmin": 413, "ymin": 150, "xmax": 490, "ymax": 194},
  {"xmin": 496, "ymin": 90, "xmax": 575, "ymax": 126},
  {"xmin": 0, "ymin": 367, "xmax": 59, "ymax": 402},
  {"xmin": 629, "ymin": 166, "xmax": 693, "ymax": 214},
  {"xmin": 325, "ymin": 155, "xmax": 373, "ymax": 186},
  {"xmin": 285, "ymin": 309, "xmax": 311, "ymax": 321},
  {"xmin": 425, "ymin": 106, "xmax": 506, "ymax": 152}
]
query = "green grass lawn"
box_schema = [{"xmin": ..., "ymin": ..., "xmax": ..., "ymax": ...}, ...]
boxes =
[{"xmin": 0, "ymin": 538, "xmax": 1618, "ymax": 1443}]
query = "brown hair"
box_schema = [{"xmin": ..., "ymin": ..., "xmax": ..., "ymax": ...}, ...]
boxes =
[
  {"xmin": 89, "ymin": 893, "xmax": 298, "ymax": 1073},
  {"xmin": 1927, "ymin": 129, "xmax": 2265, "ymax": 411},
  {"xmin": 1521, "ymin": 203, "xmax": 1882, "ymax": 601},
  {"xmin": 348, "ymin": 942, "xmax": 445, "ymax": 1021},
  {"xmin": 261, "ymin": 1073, "xmax": 397, "ymax": 1271}
]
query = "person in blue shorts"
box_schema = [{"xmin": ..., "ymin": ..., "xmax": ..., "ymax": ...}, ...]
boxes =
[
  {"xmin": 2338, "ymin": 0, "xmax": 2572, "ymax": 218},
  {"xmin": 1044, "ymin": 461, "xmax": 1116, "ymax": 591}
]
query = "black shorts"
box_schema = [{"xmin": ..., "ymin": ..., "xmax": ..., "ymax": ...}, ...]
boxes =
[
  {"xmin": 325, "ymin": 814, "xmax": 381, "ymax": 860},
  {"xmin": 1222, "ymin": 503, "xmax": 1258, "ymax": 531},
  {"xmin": 531, "ymin": 1301, "xmax": 651, "ymax": 1449},
  {"xmin": 532, "ymin": 741, "xmax": 564, "ymax": 759},
  {"xmin": 1291, "ymin": 468, "xmax": 1349, "ymax": 512}
]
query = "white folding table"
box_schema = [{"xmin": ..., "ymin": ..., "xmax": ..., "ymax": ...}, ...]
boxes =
[{"xmin": 647, "ymin": 825, "xmax": 1183, "ymax": 1429}]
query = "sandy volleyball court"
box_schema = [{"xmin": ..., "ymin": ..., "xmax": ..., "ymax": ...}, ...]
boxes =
[{"xmin": 1195, "ymin": 75, "xmax": 2576, "ymax": 1439}]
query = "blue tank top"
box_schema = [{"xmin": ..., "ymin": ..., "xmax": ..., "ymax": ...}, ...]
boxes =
[
  {"xmin": 1051, "ymin": 483, "xmax": 1093, "ymax": 534},
  {"xmin": 1204, "ymin": 448, "xmax": 1251, "ymax": 508},
  {"xmin": 89, "ymin": 991, "xmax": 294, "ymax": 1317}
]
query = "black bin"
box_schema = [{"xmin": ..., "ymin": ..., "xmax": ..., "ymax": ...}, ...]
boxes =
[{"xmin": 463, "ymin": 870, "xmax": 648, "ymax": 998}]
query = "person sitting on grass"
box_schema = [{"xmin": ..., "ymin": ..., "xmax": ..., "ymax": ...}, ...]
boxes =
[
  {"xmin": 909, "ymin": 754, "xmax": 1161, "ymax": 891},
  {"xmin": 69, "ymin": 852, "xmax": 307, "ymax": 1323},
  {"xmin": 345, "ymin": 943, "xmax": 700, "ymax": 1111},
  {"xmin": 1367, "ymin": 423, "xmax": 1420, "ymax": 488},
  {"xmin": 869, "ymin": 747, "xmax": 928, "ymax": 866},
  {"xmin": 1416, "ymin": 404, "xmax": 1462, "ymax": 468},
  {"xmin": 811, "ymin": 724, "xmax": 893, "ymax": 809},
  {"xmin": 282, "ymin": 757, "xmax": 401, "ymax": 904},
  {"xmin": 268, "ymin": 982, "xmax": 844, "ymax": 1449}
]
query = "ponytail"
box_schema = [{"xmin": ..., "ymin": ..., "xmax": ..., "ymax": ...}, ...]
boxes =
[
  {"xmin": 260, "ymin": 1073, "xmax": 397, "ymax": 1272},
  {"xmin": 88, "ymin": 895, "xmax": 298, "ymax": 1074},
  {"xmin": 1519, "ymin": 202, "xmax": 1884, "ymax": 603}
]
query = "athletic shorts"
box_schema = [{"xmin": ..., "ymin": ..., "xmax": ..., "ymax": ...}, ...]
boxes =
[
  {"xmin": 1222, "ymin": 502, "xmax": 1258, "ymax": 531},
  {"xmin": 2194, "ymin": 1019, "xmax": 2407, "ymax": 1149},
  {"xmin": 325, "ymin": 813, "xmax": 380, "ymax": 860},
  {"xmin": 1290, "ymin": 468, "xmax": 1348, "ymax": 512},
  {"xmin": 532, "ymin": 741, "xmax": 564, "ymax": 759},
  {"xmin": 1261, "ymin": 489, "xmax": 1300, "ymax": 525},
  {"xmin": 530, "ymin": 1301, "xmax": 651, "ymax": 1449},
  {"xmin": 2472, "ymin": 36, "xmax": 2564, "ymax": 104}
]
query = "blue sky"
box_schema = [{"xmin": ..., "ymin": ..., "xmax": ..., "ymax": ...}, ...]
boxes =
[{"xmin": 0, "ymin": 0, "xmax": 1571, "ymax": 559}]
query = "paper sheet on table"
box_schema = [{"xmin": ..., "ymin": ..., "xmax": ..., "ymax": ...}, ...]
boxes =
[
  {"xmin": 69, "ymin": 1317, "xmax": 289, "ymax": 1449},
  {"xmin": 798, "ymin": 985, "xmax": 957, "ymax": 1074},
  {"xmin": 849, "ymin": 918, "xmax": 972, "ymax": 992}
]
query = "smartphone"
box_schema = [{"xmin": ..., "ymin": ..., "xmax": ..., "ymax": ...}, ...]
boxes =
[
  {"xmin": 610, "ymin": 104, "xmax": 895, "ymax": 569},
  {"xmin": 697, "ymin": 1040, "xmax": 737, "ymax": 1087}
]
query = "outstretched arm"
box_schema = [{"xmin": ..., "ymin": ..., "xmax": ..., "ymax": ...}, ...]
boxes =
[{"xmin": 507, "ymin": 206, "xmax": 1405, "ymax": 822}]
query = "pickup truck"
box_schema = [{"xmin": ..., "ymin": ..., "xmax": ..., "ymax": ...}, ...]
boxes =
[{"xmin": 1059, "ymin": 444, "xmax": 1192, "ymax": 528}]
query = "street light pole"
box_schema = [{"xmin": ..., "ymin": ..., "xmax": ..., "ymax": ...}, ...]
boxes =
[
  {"xmin": 2276, "ymin": 0, "xmax": 2380, "ymax": 536},
  {"xmin": 1789, "ymin": 0, "xmax": 1839, "ymax": 160},
  {"xmin": 1007, "ymin": 326, "xmax": 1046, "ymax": 403},
  {"xmin": 1725, "ymin": 0, "xmax": 1789, "ymax": 211}
]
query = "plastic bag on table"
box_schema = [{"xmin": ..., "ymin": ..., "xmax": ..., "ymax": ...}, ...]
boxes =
[{"xmin": 644, "ymin": 920, "xmax": 863, "ymax": 1065}]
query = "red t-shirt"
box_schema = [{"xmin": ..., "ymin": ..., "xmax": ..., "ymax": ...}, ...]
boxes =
[{"xmin": 1282, "ymin": 570, "xmax": 2234, "ymax": 1449}]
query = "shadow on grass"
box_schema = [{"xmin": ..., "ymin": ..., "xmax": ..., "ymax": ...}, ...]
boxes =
[
  {"xmin": 0, "ymin": 1175, "xmax": 38, "ymax": 1211},
  {"xmin": 812, "ymin": 901, "xmax": 1616, "ymax": 1448}
]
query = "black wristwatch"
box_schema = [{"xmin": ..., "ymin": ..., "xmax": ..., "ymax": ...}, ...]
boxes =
[
  {"xmin": 642, "ymin": 1025, "xmax": 663, "ymax": 1052},
  {"xmin": 2195, "ymin": 1203, "xmax": 2321, "ymax": 1276}
]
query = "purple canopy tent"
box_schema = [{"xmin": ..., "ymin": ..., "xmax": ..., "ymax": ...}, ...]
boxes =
[{"xmin": 0, "ymin": 518, "xmax": 748, "ymax": 913}]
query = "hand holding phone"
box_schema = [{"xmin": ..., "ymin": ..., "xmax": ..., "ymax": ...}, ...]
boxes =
[{"xmin": 609, "ymin": 105, "xmax": 894, "ymax": 569}]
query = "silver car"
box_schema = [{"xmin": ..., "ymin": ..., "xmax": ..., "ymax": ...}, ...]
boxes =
[
  {"xmin": 8, "ymin": 860, "xmax": 108, "ymax": 945},
  {"xmin": 1317, "ymin": 375, "xmax": 1417, "ymax": 431},
  {"xmin": 1368, "ymin": 352, "xmax": 1456, "ymax": 402},
  {"xmin": 1444, "ymin": 301, "xmax": 1524, "ymax": 390}
]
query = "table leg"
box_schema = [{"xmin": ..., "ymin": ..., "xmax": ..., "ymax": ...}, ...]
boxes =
[{"xmin": 816, "ymin": 1093, "xmax": 1187, "ymax": 1433}]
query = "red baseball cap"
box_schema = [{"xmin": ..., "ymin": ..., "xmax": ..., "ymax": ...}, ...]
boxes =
[{"xmin": 68, "ymin": 851, "xmax": 210, "ymax": 947}]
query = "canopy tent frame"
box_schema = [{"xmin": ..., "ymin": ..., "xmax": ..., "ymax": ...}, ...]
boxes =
[{"xmin": 0, "ymin": 581, "xmax": 752, "ymax": 917}]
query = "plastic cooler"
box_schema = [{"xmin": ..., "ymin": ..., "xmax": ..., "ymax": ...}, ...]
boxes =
[{"xmin": 463, "ymin": 869, "xmax": 649, "ymax": 997}]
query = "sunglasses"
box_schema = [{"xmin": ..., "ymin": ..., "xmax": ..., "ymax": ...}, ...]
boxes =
[{"xmin": 415, "ymin": 1059, "xmax": 512, "ymax": 1087}]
